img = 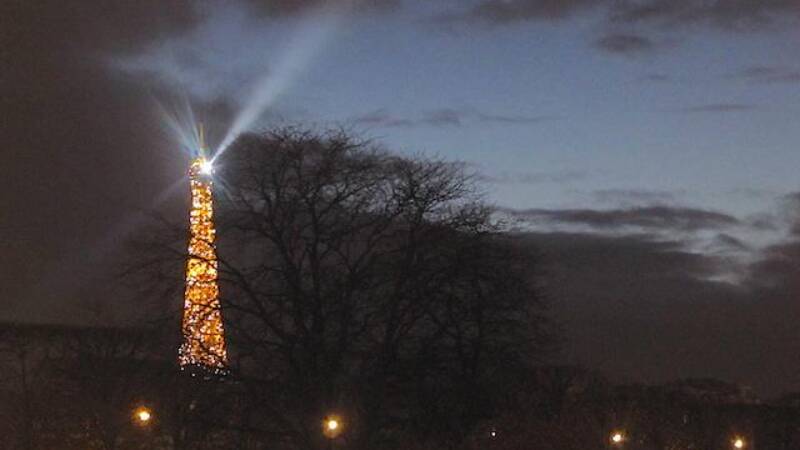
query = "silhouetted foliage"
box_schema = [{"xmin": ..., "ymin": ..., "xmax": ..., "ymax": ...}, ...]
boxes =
[{"xmin": 124, "ymin": 128, "xmax": 552, "ymax": 449}]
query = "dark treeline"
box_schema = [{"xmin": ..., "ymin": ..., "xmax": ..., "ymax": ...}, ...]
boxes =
[
  {"xmin": 1, "ymin": 322, "xmax": 799, "ymax": 449},
  {"xmin": 2, "ymin": 129, "xmax": 799, "ymax": 449}
]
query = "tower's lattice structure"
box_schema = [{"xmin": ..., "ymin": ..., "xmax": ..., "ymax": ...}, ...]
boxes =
[{"xmin": 178, "ymin": 129, "xmax": 227, "ymax": 372}]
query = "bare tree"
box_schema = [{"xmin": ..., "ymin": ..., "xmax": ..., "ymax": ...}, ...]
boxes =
[
  {"xmin": 0, "ymin": 325, "xmax": 59, "ymax": 450},
  {"xmin": 128, "ymin": 128, "xmax": 551, "ymax": 449},
  {"xmin": 0, "ymin": 324, "xmax": 171, "ymax": 450}
]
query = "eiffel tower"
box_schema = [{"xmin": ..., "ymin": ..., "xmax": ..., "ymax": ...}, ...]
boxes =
[{"xmin": 178, "ymin": 125, "xmax": 227, "ymax": 373}]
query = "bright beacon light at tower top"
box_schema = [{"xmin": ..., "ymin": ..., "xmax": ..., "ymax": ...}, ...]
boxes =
[
  {"xmin": 199, "ymin": 159, "xmax": 214, "ymax": 175},
  {"xmin": 186, "ymin": 124, "xmax": 214, "ymax": 175}
]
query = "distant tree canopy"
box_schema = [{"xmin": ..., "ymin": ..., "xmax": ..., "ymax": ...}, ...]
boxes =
[{"xmin": 130, "ymin": 128, "xmax": 552, "ymax": 449}]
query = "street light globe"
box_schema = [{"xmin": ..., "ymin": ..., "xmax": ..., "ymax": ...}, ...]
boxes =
[
  {"xmin": 133, "ymin": 406, "xmax": 153, "ymax": 425},
  {"xmin": 327, "ymin": 419, "xmax": 339, "ymax": 431},
  {"xmin": 733, "ymin": 437, "xmax": 746, "ymax": 449},
  {"xmin": 322, "ymin": 414, "xmax": 344, "ymax": 439},
  {"xmin": 610, "ymin": 431, "xmax": 625, "ymax": 445}
]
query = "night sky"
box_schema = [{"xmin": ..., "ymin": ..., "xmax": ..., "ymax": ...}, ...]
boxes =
[{"xmin": 3, "ymin": 0, "xmax": 800, "ymax": 396}]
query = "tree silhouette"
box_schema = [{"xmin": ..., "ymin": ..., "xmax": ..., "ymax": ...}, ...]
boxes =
[{"xmin": 128, "ymin": 128, "xmax": 551, "ymax": 449}]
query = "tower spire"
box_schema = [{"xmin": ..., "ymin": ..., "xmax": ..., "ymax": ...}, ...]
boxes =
[{"xmin": 178, "ymin": 128, "xmax": 227, "ymax": 373}]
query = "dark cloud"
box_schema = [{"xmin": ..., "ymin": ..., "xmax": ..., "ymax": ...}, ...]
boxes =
[
  {"xmin": 709, "ymin": 233, "xmax": 751, "ymax": 252},
  {"xmin": 520, "ymin": 230, "xmax": 800, "ymax": 396},
  {"xmin": 509, "ymin": 196, "xmax": 800, "ymax": 397},
  {"xmin": 734, "ymin": 65, "xmax": 800, "ymax": 84},
  {"xmin": 3, "ymin": 1, "xmax": 200, "ymax": 75},
  {"xmin": 482, "ymin": 170, "xmax": 587, "ymax": 185},
  {"xmin": 436, "ymin": 0, "xmax": 604, "ymax": 25},
  {"xmin": 592, "ymin": 189, "xmax": 678, "ymax": 205},
  {"xmin": 727, "ymin": 187, "xmax": 780, "ymax": 200},
  {"xmin": 351, "ymin": 108, "xmax": 558, "ymax": 128},
  {"xmin": 523, "ymin": 231, "xmax": 725, "ymax": 289},
  {"xmin": 610, "ymin": 0, "xmax": 800, "ymax": 31},
  {"xmin": 474, "ymin": 111, "xmax": 561, "ymax": 124},
  {"xmin": 437, "ymin": 0, "xmax": 800, "ymax": 58},
  {"xmin": 748, "ymin": 239, "xmax": 800, "ymax": 288},
  {"xmin": 595, "ymin": 33, "xmax": 656, "ymax": 54},
  {"xmin": 1, "ymin": 1, "xmax": 207, "ymax": 323},
  {"xmin": 247, "ymin": 0, "xmax": 402, "ymax": 16},
  {"xmin": 677, "ymin": 103, "xmax": 756, "ymax": 113},
  {"xmin": 746, "ymin": 213, "xmax": 780, "ymax": 232},
  {"xmin": 420, "ymin": 107, "xmax": 559, "ymax": 126},
  {"xmin": 440, "ymin": 0, "xmax": 800, "ymax": 29},
  {"xmin": 782, "ymin": 192, "xmax": 800, "ymax": 235},
  {"xmin": 784, "ymin": 191, "xmax": 800, "ymax": 205},
  {"xmin": 507, "ymin": 206, "xmax": 740, "ymax": 231},
  {"xmin": 423, "ymin": 108, "xmax": 464, "ymax": 126},
  {"xmin": 350, "ymin": 109, "xmax": 415, "ymax": 128}
]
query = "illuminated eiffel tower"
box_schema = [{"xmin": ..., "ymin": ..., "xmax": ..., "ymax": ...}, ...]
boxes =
[{"xmin": 178, "ymin": 125, "xmax": 227, "ymax": 373}]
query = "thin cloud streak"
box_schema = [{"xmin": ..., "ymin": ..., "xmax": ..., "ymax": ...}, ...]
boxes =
[
  {"xmin": 246, "ymin": 0, "xmax": 402, "ymax": 16},
  {"xmin": 609, "ymin": 0, "xmax": 800, "ymax": 31},
  {"xmin": 733, "ymin": 65, "xmax": 800, "ymax": 84},
  {"xmin": 351, "ymin": 108, "xmax": 560, "ymax": 128},
  {"xmin": 505, "ymin": 206, "xmax": 740, "ymax": 231},
  {"xmin": 482, "ymin": 170, "xmax": 587, "ymax": 185},
  {"xmin": 435, "ymin": 0, "xmax": 604, "ymax": 25},
  {"xmin": 439, "ymin": 0, "xmax": 800, "ymax": 30},
  {"xmin": 592, "ymin": 189, "xmax": 679, "ymax": 205},
  {"xmin": 595, "ymin": 33, "xmax": 656, "ymax": 54},
  {"xmin": 676, "ymin": 103, "xmax": 756, "ymax": 113}
]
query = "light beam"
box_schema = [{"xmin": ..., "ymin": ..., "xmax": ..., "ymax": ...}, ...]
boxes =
[{"xmin": 212, "ymin": 8, "xmax": 345, "ymax": 161}]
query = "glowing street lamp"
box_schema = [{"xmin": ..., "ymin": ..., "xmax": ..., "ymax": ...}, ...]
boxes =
[
  {"xmin": 133, "ymin": 406, "xmax": 153, "ymax": 426},
  {"xmin": 322, "ymin": 414, "xmax": 344, "ymax": 439},
  {"xmin": 610, "ymin": 431, "xmax": 625, "ymax": 447},
  {"xmin": 327, "ymin": 418, "xmax": 339, "ymax": 432},
  {"xmin": 733, "ymin": 437, "xmax": 746, "ymax": 449}
]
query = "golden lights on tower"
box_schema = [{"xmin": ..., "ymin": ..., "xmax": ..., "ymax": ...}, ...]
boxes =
[{"xmin": 178, "ymin": 126, "xmax": 228, "ymax": 373}]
